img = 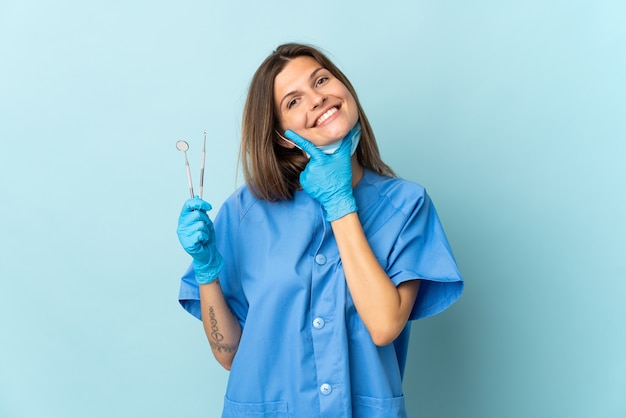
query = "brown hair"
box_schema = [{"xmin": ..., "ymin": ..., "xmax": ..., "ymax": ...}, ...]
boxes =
[{"xmin": 240, "ymin": 43, "xmax": 396, "ymax": 201}]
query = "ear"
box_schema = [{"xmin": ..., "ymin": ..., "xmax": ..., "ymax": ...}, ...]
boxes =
[{"xmin": 275, "ymin": 130, "xmax": 297, "ymax": 149}]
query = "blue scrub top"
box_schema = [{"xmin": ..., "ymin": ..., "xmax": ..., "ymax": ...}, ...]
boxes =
[{"xmin": 179, "ymin": 169, "xmax": 464, "ymax": 418}]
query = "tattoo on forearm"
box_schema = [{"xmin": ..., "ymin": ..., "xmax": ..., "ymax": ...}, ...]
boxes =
[{"xmin": 208, "ymin": 306, "xmax": 238, "ymax": 353}]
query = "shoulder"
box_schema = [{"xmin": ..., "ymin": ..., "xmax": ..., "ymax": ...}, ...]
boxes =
[
  {"xmin": 218, "ymin": 185, "xmax": 305, "ymax": 223},
  {"xmin": 217, "ymin": 185, "xmax": 263, "ymax": 222},
  {"xmin": 361, "ymin": 169, "xmax": 426, "ymax": 194},
  {"xmin": 358, "ymin": 169, "xmax": 429, "ymax": 214}
]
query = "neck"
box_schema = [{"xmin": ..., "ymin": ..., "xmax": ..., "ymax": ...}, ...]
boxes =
[{"xmin": 351, "ymin": 155, "xmax": 364, "ymax": 188}]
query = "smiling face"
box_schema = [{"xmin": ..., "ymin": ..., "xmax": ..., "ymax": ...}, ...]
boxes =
[{"xmin": 274, "ymin": 56, "xmax": 359, "ymax": 147}]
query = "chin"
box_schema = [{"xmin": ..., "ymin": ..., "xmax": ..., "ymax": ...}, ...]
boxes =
[{"xmin": 321, "ymin": 125, "xmax": 351, "ymax": 142}]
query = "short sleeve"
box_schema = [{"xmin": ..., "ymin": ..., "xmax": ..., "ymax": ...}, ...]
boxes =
[
  {"xmin": 178, "ymin": 263, "xmax": 201, "ymax": 320},
  {"xmin": 387, "ymin": 191, "xmax": 464, "ymax": 320}
]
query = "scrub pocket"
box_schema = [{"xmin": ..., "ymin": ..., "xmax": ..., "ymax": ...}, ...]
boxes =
[
  {"xmin": 352, "ymin": 394, "xmax": 407, "ymax": 418},
  {"xmin": 222, "ymin": 397, "xmax": 289, "ymax": 417}
]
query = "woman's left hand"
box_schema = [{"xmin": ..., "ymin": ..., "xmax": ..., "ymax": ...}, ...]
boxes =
[{"xmin": 284, "ymin": 130, "xmax": 357, "ymax": 221}]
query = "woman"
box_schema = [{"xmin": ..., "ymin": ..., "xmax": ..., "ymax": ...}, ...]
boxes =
[{"xmin": 177, "ymin": 43, "xmax": 463, "ymax": 418}]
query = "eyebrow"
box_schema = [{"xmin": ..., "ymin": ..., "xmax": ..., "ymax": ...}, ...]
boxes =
[{"xmin": 279, "ymin": 67, "xmax": 326, "ymax": 108}]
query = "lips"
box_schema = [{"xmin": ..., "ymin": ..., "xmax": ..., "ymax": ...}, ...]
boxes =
[{"xmin": 314, "ymin": 106, "xmax": 338, "ymax": 127}]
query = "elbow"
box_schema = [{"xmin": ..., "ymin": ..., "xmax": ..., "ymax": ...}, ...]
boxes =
[
  {"xmin": 209, "ymin": 341, "xmax": 238, "ymax": 370},
  {"xmin": 213, "ymin": 351, "xmax": 236, "ymax": 371},
  {"xmin": 370, "ymin": 332, "xmax": 397, "ymax": 347},
  {"xmin": 217, "ymin": 357, "xmax": 233, "ymax": 371},
  {"xmin": 206, "ymin": 330, "xmax": 240, "ymax": 370},
  {"xmin": 368, "ymin": 321, "xmax": 405, "ymax": 347}
]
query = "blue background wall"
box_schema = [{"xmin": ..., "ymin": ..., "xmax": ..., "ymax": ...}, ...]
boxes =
[{"xmin": 1, "ymin": 1, "xmax": 624, "ymax": 417}]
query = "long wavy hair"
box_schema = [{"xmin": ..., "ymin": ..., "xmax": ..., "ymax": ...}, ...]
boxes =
[{"xmin": 241, "ymin": 43, "xmax": 395, "ymax": 201}]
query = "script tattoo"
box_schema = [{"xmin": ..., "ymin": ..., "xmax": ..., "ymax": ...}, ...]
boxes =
[{"xmin": 207, "ymin": 305, "xmax": 238, "ymax": 354}]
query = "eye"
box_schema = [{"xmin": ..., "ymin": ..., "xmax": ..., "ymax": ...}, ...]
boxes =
[
  {"xmin": 315, "ymin": 76, "xmax": 329, "ymax": 87},
  {"xmin": 287, "ymin": 97, "xmax": 299, "ymax": 109}
]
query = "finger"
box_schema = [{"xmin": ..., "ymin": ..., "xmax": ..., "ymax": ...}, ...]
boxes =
[
  {"xmin": 190, "ymin": 229, "xmax": 210, "ymax": 246},
  {"xmin": 181, "ymin": 197, "xmax": 213, "ymax": 214},
  {"xmin": 179, "ymin": 209, "xmax": 211, "ymax": 228},
  {"xmin": 178, "ymin": 221, "xmax": 208, "ymax": 241},
  {"xmin": 181, "ymin": 229, "xmax": 210, "ymax": 253}
]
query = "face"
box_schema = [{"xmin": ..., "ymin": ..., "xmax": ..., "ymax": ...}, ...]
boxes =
[{"xmin": 274, "ymin": 56, "xmax": 359, "ymax": 147}]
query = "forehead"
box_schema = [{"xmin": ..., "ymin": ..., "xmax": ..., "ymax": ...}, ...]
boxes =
[{"xmin": 274, "ymin": 56, "xmax": 324, "ymax": 97}]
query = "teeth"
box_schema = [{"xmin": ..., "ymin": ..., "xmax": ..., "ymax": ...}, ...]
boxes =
[{"xmin": 315, "ymin": 107, "xmax": 337, "ymax": 126}]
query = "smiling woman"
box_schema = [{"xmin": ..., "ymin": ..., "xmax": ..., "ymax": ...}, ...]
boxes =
[
  {"xmin": 175, "ymin": 43, "xmax": 464, "ymax": 418},
  {"xmin": 273, "ymin": 56, "xmax": 359, "ymax": 145}
]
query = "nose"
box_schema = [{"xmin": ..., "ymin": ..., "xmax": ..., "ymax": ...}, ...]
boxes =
[{"xmin": 310, "ymin": 92, "xmax": 326, "ymax": 109}]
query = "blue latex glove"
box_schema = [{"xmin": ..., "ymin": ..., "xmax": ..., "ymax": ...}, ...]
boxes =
[
  {"xmin": 283, "ymin": 130, "xmax": 357, "ymax": 222},
  {"xmin": 177, "ymin": 197, "xmax": 224, "ymax": 284}
]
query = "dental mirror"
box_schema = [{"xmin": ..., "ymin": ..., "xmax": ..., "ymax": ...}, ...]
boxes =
[
  {"xmin": 176, "ymin": 140, "xmax": 189, "ymax": 152},
  {"xmin": 176, "ymin": 140, "xmax": 195, "ymax": 198}
]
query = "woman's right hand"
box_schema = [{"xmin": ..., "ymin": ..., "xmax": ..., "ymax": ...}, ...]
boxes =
[
  {"xmin": 284, "ymin": 130, "xmax": 357, "ymax": 222},
  {"xmin": 177, "ymin": 197, "xmax": 224, "ymax": 284}
]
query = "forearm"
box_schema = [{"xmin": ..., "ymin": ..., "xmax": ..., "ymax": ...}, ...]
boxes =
[
  {"xmin": 332, "ymin": 212, "xmax": 420, "ymax": 346},
  {"xmin": 199, "ymin": 280, "xmax": 242, "ymax": 370}
]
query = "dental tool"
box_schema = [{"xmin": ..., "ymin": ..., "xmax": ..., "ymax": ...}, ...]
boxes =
[
  {"xmin": 199, "ymin": 130, "xmax": 206, "ymax": 199},
  {"xmin": 176, "ymin": 140, "xmax": 195, "ymax": 198}
]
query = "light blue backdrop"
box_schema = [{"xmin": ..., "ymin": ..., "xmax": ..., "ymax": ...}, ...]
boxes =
[{"xmin": 1, "ymin": 1, "xmax": 624, "ymax": 417}]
